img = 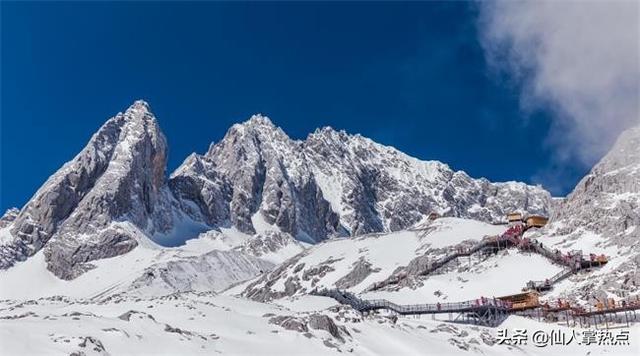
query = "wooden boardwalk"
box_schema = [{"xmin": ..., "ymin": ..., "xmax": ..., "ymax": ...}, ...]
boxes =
[
  {"xmin": 369, "ymin": 223, "xmax": 608, "ymax": 293},
  {"xmin": 311, "ymin": 225, "xmax": 636, "ymax": 328},
  {"xmin": 314, "ymin": 288, "xmax": 640, "ymax": 328}
]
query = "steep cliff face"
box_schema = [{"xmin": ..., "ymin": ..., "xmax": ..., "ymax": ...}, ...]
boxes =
[
  {"xmin": 551, "ymin": 125, "xmax": 640, "ymax": 239},
  {"xmin": 303, "ymin": 127, "xmax": 550, "ymax": 235},
  {"xmin": 171, "ymin": 117, "xmax": 551, "ymax": 241},
  {"xmin": 1, "ymin": 101, "xmax": 178, "ymax": 279},
  {"xmin": 170, "ymin": 116, "xmax": 343, "ymax": 243},
  {"xmin": 542, "ymin": 124, "xmax": 640, "ymax": 299},
  {"xmin": 0, "ymin": 102, "xmax": 553, "ymax": 279}
]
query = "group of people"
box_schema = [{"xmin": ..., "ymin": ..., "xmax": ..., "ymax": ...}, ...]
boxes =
[
  {"xmin": 595, "ymin": 297, "xmax": 633, "ymax": 310},
  {"xmin": 433, "ymin": 297, "xmax": 513, "ymax": 311},
  {"xmin": 473, "ymin": 296, "xmax": 512, "ymax": 308}
]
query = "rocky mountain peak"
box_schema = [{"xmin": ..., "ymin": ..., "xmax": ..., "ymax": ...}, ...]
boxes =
[
  {"xmin": 205, "ymin": 114, "xmax": 294, "ymax": 158},
  {"xmin": 592, "ymin": 124, "xmax": 640, "ymax": 176},
  {"xmin": 551, "ymin": 123, "xmax": 640, "ymax": 234},
  {"xmin": 2, "ymin": 100, "xmax": 176, "ymax": 279},
  {"xmin": 231, "ymin": 114, "xmax": 285, "ymax": 139},
  {"xmin": 173, "ymin": 113, "xmax": 551, "ymax": 239},
  {"xmin": 126, "ymin": 99, "xmax": 152, "ymax": 116},
  {"xmin": 2, "ymin": 102, "xmax": 554, "ymax": 280},
  {"xmin": 306, "ymin": 126, "xmax": 354, "ymax": 151},
  {"xmin": 540, "ymin": 123, "xmax": 640, "ymax": 300},
  {"xmin": 311, "ymin": 126, "xmax": 345, "ymax": 138},
  {"xmin": 244, "ymin": 114, "xmax": 276, "ymax": 128}
]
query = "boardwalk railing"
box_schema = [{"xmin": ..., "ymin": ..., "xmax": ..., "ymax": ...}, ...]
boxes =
[
  {"xmin": 312, "ymin": 288, "xmax": 640, "ymax": 329},
  {"xmin": 312, "ymin": 288, "xmax": 511, "ymax": 315},
  {"xmin": 371, "ymin": 223, "xmax": 609, "ymax": 293}
]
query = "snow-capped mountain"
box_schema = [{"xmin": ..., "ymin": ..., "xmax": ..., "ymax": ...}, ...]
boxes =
[
  {"xmin": 170, "ymin": 116, "xmax": 343, "ymax": 243},
  {"xmin": 303, "ymin": 126, "xmax": 550, "ymax": 234},
  {"xmin": 538, "ymin": 123, "xmax": 640, "ymax": 301},
  {"xmin": 171, "ymin": 114, "xmax": 552, "ymax": 242},
  {"xmin": 0, "ymin": 101, "xmax": 638, "ymax": 356},
  {"xmin": 551, "ymin": 124, "xmax": 640, "ymax": 239},
  {"xmin": 240, "ymin": 125, "xmax": 640, "ymax": 307},
  {"xmin": 1, "ymin": 101, "xmax": 180, "ymax": 279},
  {"xmin": 0, "ymin": 101, "xmax": 551, "ymax": 280}
]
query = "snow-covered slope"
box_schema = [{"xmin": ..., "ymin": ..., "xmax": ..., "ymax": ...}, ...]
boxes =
[
  {"xmin": 0, "ymin": 223, "xmax": 275, "ymax": 301},
  {"xmin": 241, "ymin": 214, "xmax": 633, "ymax": 310},
  {"xmin": 1, "ymin": 292, "xmax": 637, "ymax": 356},
  {"xmin": 535, "ymin": 124, "xmax": 640, "ymax": 302},
  {"xmin": 1, "ymin": 218, "xmax": 638, "ymax": 356},
  {"xmin": 128, "ymin": 249, "xmax": 274, "ymax": 296},
  {"xmin": 241, "ymin": 218, "xmax": 518, "ymax": 301}
]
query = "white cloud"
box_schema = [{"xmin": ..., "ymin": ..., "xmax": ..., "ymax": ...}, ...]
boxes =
[{"xmin": 478, "ymin": 0, "xmax": 640, "ymax": 174}]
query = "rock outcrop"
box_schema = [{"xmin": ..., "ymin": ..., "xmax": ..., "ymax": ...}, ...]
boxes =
[
  {"xmin": 0, "ymin": 101, "xmax": 552, "ymax": 280},
  {"xmin": 551, "ymin": 124, "xmax": 640, "ymax": 240},
  {"xmin": 171, "ymin": 116, "xmax": 551, "ymax": 242},
  {"xmin": 1, "ymin": 101, "xmax": 178, "ymax": 279},
  {"xmin": 543, "ymin": 123, "xmax": 640, "ymax": 299},
  {"xmin": 0, "ymin": 208, "xmax": 18, "ymax": 229},
  {"xmin": 170, "ymin": 116, "xmax": 344, "ymax": 243}
]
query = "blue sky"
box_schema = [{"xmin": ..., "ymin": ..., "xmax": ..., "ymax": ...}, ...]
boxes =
[{"xmin": 1, "ymin": 1, "xmax": 593, "ymax": 212}]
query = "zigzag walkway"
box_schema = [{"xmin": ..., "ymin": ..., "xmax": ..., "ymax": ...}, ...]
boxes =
[
  {"xmin": 315, "ymin": 224, "xmax": 619, "ymax": 327},
  {"xmin": 369, "ymin": 224, "xmax": 608, "ymax": 293}
]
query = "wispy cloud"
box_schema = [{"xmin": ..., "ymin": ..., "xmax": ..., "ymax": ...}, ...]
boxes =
[{"xmin": 477, "ymin": 0, "xmax": 640, "ymax": 194}]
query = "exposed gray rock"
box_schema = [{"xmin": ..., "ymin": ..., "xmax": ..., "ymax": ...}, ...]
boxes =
[
  {"xmin": 44, "ymin": 227, "xmax": 139, "ymax": 279},
  {"xmin": 243, "ymin": 252, "xmax": 308, "ymax": 302},
  {"xmin": 0, "ymin": 208, "xmax": 18, "ymax": 228},
  {"xmin": 170, "ymin": 116, "xmax": 344, "ymax": 243},
  {"xmin": 233, "ymin": 230, "xmax": 303, "ymax": 259},
  {"xmin": 268, "ymin": 315, "xmax": 308, "ymax": 333},
  {"xmin": 551, "ymin": 124, "xmax": 640, "ymax": 240},
  {"xmin": 307, "ymin": 314, "xmax": 344, "ymax": 342},
  {"xmin": 268, "ymin": 313, "xmax": 346, "ymax": 344},
  {"xmin": 0, "ymin": 102, "xmax": 553, "ymax": 281},
  {"xmin": 77, "ymin": 336, "xmax": 107, "ymax": 354},
  {"xmin": 1, "ymin": 101, "xmax": 180, "ymax": 279},
  {"xmin": 334, "ymin": 257, "xmax": 379, "ymax": 289},
  {"xmin": 117, "ymin": 310, "xmax": 155, "ymax": 322},
  {"xmin": 171, "ymin": 116, "xmax": 551, "ymax": 243},
  {"xmin": 543, "ymin": 124, "xmax": 640, "ymax": 300},
  {"xmin": 302, "ymin": 258, "xmax": 339, "ymax": 281}
]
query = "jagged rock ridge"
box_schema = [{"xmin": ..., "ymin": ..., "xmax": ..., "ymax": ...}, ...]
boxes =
[
  {"xmin": 542, "ymin": 123, "xmax": 640, "ymax": 299},
  {"xmin": 171, "ymin": 115, "xmax": 552, "ymax": 240},
  {"xmin": 0, "ymin": 101, "xmax": 552, "ymax": 279},
  {"xmin": 1, "ymin": 101, "xmax": 178, "ymax": 279}
]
